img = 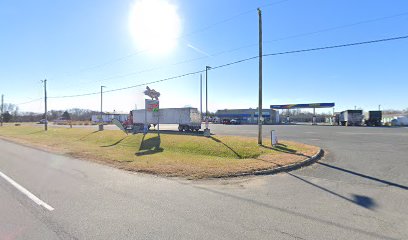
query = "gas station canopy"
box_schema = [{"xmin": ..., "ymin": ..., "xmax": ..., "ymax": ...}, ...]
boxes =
[{"xmin": 270, "ymin": 103, "xmax": 335, "ymax": 109}]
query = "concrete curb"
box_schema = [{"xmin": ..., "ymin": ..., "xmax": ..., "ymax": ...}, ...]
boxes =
[{"xmin": 217, "ymin": 148, "xmax": 324, "ymax": 178}]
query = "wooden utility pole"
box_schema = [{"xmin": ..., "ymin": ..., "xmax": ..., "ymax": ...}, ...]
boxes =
[
  {"xmin": 1, "ymin": 94, "xmax": 4, "ymax": 126},
  {"xmin": 42, "ymin": 79, "xmax": 48, "ymax": 131},
  {"xmin": 200, "ymin": 74, "xmax": 203, "ymax": 120},
  {"xmin": 257, "ymin": 8, "xmax": 263, "ymax": 145},
  {"xmin": 205, "ymin": 66, "xmax": 211, "ymax": 121},
  {"xmin": 100, "ymin": 86, "xmax": 106, "ymax": 131}
]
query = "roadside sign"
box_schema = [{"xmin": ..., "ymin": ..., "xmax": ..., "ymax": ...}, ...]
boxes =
[{"xmin": 145, "ymin": 99, "xmax": 159, "ymax": 112}]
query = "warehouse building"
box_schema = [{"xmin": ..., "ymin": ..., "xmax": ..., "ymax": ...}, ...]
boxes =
[{"xmin": 215, "ymin": 108, "xmax": 279, "ymax": 124}]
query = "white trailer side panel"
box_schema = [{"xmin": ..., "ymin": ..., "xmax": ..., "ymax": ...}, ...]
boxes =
[{"xmin": 132, "ymin": 108, "xmax": 201, "ymax": 126}]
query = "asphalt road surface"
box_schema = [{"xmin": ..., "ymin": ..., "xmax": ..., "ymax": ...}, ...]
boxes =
[{"xmin": 1, "ymin": 124, "xmax": 407, "ymax": 239}]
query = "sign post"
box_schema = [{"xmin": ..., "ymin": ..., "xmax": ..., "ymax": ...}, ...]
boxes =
[
  {"xmin": 144, "ymin": 86, "xmax": 160, "ymax": 136},
  {"xmin": 145, "ymin": 99, "xmax": 159, "ymax": 134}
]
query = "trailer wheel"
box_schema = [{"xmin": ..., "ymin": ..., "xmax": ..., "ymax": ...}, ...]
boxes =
[{"xmin": 178, "ymin": 125, "xmax": 183, "ymax": 132}]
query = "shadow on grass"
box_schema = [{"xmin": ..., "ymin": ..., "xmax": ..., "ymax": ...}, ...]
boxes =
[
  {"xmin": 135, "ymin": 135, "xmax": 163, "ymax": 156},
  {"xmin": 27, "ymin": 130, "xmax": 45, "ymax": 135},
  {"xmin": 209, "ymin": 136, "xmax": 242, "ymax": 159},
  {"xmin": 147, "ymin": 129, "xmax": 205, "ymax": 136},
  {"xmin": 261, "ymin": 143, "xmax": 311, "ymax": 158},
  {"xmin": 100, "ymin": 136, "xmax": 128, "ymax": 148},
  {"xmin": 78, "ymin": 130, "xmax": 99, "ymax": 140}
]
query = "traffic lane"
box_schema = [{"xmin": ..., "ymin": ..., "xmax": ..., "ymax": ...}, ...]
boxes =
[
  {"xmin": 1, "ymin": 139, "xmax": 406, "ymax": 239},
  {"xmin": 0, "ymin": 180, "xmax": 58, "ymax": 240},
  {"xmin": 210, "ymin": 124, "xmax": 408, "ymax": 187}
]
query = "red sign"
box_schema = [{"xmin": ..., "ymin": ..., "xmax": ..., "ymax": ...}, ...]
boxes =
[{"xmin": 145, "ymin": 100, "xmax": 159, "ymax": 112}]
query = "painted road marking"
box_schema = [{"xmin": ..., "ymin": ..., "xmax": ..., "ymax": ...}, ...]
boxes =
[{"xmin": 0, "ymin": 171, "xmax": 54, "ymax": 211}]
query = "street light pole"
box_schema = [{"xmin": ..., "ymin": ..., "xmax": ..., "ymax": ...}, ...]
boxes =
[
  {"xmin": 100, "ymin": 86, "xmax": 106, "ymax": 131},
  {"xmin": 257, "ymin": 8, "xmax": 263, "ymax": 145}
]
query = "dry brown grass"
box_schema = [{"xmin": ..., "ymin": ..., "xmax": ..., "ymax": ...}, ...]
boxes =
[{"xmin": 0, "ymin": 124, "xmax": 320, "ymax": 179}]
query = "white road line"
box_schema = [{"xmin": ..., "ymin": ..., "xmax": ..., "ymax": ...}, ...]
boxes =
[{"xmin": 0, "ymin": 171, "xmax": 54, "ymax": 211}]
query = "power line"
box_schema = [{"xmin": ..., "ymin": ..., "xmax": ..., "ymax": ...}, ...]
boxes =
[
  {"xmin": 54, "ymin": 7, "xmax": 408, "ymax": 94},
  {"xmin": 264, "ymin": 11, "xmax": 408, "ymax": 44},
  {"xmin": 183, "ymin": 0, "xmax": 290, "ymax": 37},
  {"xmin": 15, "ymin": 98, "xmax": 43, "ymax": 106},
  {"xmin": 263, "ymin": 35, "xmax": 408, "ymax": 57},
  {"xmin": 54, "ymin": 0, "xmax": 291, "ymax": 82},
  {"xmin": 47, "ymin": 35, "xmax": 408, "ymax": 99},
  {"xmin": 59, "ymin": 10, "xmax": 408, "ymax": 90}
]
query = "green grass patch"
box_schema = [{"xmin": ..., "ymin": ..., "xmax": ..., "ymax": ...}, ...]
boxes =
[{"xmin": 0, "ymin": 124, "xmax": 319, "ymax": 178}]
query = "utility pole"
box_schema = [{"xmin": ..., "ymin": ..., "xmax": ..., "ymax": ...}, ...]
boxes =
[
  {"xmin": 200, "ymin": 74, "xmax": 203, "ymax": 120},
  {"xmin": 100, "ymin": 86, "xmax": 106, "ymax": 131},
  {"xmin": 257, "ymin": 8, "xmax": 263, "ymax": 145},
  {"xmin": 205, "ymin": 66, "xmax": 211, "ymax": 121},
  {"xmin": 379, "ymin": 105, "xmax": 381, "ymax": 111},
  {"xmin": 41, "ymin": 79, "xmax": 48, "ymax": 131},
  {"xmin": 1, "ymin": 94, "xmax": 3, "ymax": 127}
]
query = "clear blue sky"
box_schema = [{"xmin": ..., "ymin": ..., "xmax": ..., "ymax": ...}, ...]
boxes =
[{"xmin": 1, "ymin": 0, "xmax": 407, "ymax": 113}]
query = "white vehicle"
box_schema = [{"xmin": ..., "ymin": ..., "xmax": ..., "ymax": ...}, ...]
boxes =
[
  {"xmin": 130, "ymin": 108, "xmax": 202, "ymax": 132},
  {"xmin": 339, "ymin": 110, "xmax": 364, "ymax": 126},
  {"xmin": 391, "ymin": 116, "xmax": 408, "ymax": 126}
]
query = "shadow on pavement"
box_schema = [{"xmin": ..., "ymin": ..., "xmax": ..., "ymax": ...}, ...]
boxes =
[
  {"xmin": 135, "ymin": 135, "xmax": 163, "ymax": 156},
  {"xmin": 257, "ymin": 156, "xmax": 378, "ymax": 210},
  {"xmin": 288, "ymin": 172, "xmax": 377, "ymax": 210},
  {"xmin": 352, "ymin": 195, "xmax": 377, "ymax": 209},
  {"xmin": 190, "ymin": 185, "xmax": 394, "ymax": 240},
  {"xmin": 317, "ymin": 162, "xmax": 408, "ymax": 190}
]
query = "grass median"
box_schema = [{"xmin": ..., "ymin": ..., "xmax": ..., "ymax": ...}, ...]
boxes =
[{"xmin": 0, "ymin": 124, "xmax": 320, "ymax": 179}]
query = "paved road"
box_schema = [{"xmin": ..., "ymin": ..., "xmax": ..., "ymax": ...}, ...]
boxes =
[{"xmin": 0, "ymin": 124, "xmax": 407, "ymax": 239}]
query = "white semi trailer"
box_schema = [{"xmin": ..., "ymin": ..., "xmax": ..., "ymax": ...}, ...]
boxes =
[
  {"xmin": 339, "ymin": 110, "xmax": 364, "ymax": 126},
  {"xmin": 127, "ymin": 108, "xmax": 202, "ymax": 132}
]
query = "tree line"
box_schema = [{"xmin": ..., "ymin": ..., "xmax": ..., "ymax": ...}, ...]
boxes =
[{"xmin": 1, "ymin": 104, "xmax": 99, "ymax": 123}]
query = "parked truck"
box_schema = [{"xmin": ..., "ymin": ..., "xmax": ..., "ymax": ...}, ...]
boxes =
[
  {"xmin": 364, "ymin": 111, "xmax": 382, "ymax": 126},
  {"xmin": 122, "ymin": 108, "xmax": 202, "ymax": 132},
  {"xmin": 339, "ymin": 110, "xmax": 364, "ymax": 126}
]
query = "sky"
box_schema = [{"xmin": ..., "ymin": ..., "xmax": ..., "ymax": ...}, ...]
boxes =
[{"xmin": 1, "ymin": 0, "xmax": 407, "ymax": 114}]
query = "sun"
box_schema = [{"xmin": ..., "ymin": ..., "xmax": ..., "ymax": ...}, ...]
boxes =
[{"xmin": 129, "ymin": 0, "xmax": 181, "ymax": 55}]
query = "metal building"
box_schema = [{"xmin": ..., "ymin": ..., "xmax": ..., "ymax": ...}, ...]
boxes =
[{"xmin": 215, "ymin": 108, "xmax": 279, "ymax": 124}]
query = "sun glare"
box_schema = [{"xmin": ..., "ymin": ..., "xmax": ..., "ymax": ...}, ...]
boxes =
[{"xmin": 129, "ymin": 0, "xmax": 181, "ymax": 55}]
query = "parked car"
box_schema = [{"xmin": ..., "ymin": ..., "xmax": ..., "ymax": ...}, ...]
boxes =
[
  {"xmin": 230, "ymin": 119, "xmax": 241, "ymax": 125},
  {"xmin": 38, "ymin": 119, "xmax": 48, "ymax": 124},
  {"xmin": 54, "ymin": 117, "xmax": 68, "ymax": 125},
  {"xmin": 222, "ymin": 119, "xmax": 230, "ymax": 124}
]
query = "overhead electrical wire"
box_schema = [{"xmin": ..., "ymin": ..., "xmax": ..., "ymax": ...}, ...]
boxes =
[
  {"xmin": 54, "ymin": 0, "xmax": 292, "ymax": 81},
  {"xmin": 60, "ymin": 10, "xmax": 408, "ymax": 90},
  {"xmin": 46, "ymin": 35, "xmax": 408, "ymax": 99},
  {"xmin": 15, "ymin": 98, "xmax": 44, "ymax": 106}
]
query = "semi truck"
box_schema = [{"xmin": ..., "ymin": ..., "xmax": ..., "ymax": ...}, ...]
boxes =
[
  {"xmin": 122, "ymin": 108, "xmax": 202, "ymax": 132},
  {"xmin": 339, "ymin": 110, "xmax": 364, "ymax": 126},
  {"xmin": 364, "ymin": 111, "xmax": 382, "ymax": 126}
]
